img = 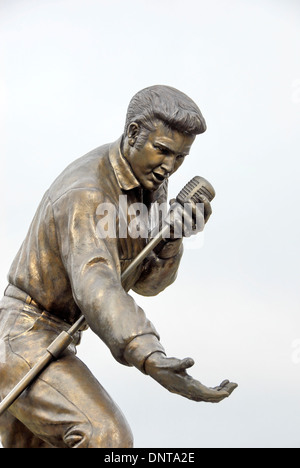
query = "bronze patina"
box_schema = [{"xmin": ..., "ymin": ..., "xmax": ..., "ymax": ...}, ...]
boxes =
[{"xmin": 0, "ymin": 85, "xmax": 237, "ymax": 448}]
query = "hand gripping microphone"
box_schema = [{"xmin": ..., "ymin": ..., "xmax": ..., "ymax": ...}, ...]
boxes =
[
  {"xmin": 0, "ymin": 175, "xmax": 215, "ymax": 417},
  {"xmin": 122, "ymin": 175, "xmax": 215, "ymax": 281}
]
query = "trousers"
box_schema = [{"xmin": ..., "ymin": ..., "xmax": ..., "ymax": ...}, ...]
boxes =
[{"xmin": 0, "ymin": 293, "xmax": 133, "ymax": 448}]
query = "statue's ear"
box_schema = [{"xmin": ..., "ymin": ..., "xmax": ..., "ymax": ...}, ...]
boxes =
[{"xmin": 127, "ymin": 122, "xmax": 140, "ymax": 147}]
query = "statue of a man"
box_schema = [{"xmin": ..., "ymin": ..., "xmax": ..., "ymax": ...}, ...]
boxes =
[{"xmin": 0, "ymin": 85, "xmax": 237, "ymax": 448}]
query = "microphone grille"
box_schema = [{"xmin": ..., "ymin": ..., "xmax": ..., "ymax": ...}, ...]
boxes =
[{"xmin": 176, "ymin": 176, "xmax": 215, "ymax": 205}]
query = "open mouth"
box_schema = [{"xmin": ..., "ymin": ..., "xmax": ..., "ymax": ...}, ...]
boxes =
[{"xmin": 152, "ymin": 172, "xmax": 165, "ymax": 183}]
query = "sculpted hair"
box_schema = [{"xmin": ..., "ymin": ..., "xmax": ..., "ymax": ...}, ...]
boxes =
[{"xmin": 125, "ymin": 85, "xmax": 207, "ymax": 137}]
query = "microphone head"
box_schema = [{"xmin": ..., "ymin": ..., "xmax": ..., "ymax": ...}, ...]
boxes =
[{"xmin": 176, "ymin": 176, "xmax": 215, "ymax": 206}]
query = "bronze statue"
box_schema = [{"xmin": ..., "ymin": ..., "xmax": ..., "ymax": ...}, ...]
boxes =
[{"xmin": 0, "ymin": 85, "xmax": 237, "ymax": 448}]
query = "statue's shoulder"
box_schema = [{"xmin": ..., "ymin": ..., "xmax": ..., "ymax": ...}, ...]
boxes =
[{"xmin": 48, "ymin": 143, "xmax": 111, "ymax": 204}]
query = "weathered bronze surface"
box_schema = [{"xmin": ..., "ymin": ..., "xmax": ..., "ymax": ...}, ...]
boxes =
[{"xmin": 0, "ymin": 85, "xmax": 237, "ymax": 448}]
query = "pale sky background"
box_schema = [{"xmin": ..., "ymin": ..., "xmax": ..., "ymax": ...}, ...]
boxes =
[{"xmin": 0, "ymin": 0, "xmax": 300, "ymax": 448}]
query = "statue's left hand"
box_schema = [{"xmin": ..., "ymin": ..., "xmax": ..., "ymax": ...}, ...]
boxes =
[{"xmin": 144, "ymin": 352, "xmax": 238, "ymax": 403}]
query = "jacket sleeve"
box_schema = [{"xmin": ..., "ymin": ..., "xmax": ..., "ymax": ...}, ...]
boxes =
[
  {"xmin": 131, "ymin": 244, "xmax": 183, "ymax": 297},
  {"xmin": 53, "ymin": 188, "xmax": 165, "ymax": 372}
]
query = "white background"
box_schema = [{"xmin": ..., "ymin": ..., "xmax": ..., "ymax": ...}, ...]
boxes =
[{"xmin": 0, "ymin": 0, "xmax": 300, "ymax": 448}]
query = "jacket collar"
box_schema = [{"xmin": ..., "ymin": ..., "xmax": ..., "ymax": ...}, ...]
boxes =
[{"xmin": 109, "ymin": 136, "xmax": 140, "ymax": 191}]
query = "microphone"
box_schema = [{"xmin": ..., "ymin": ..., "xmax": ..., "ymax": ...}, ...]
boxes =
[{"xmin": 176, "ymin": 175, "xmax": 215, "ymax": 205}]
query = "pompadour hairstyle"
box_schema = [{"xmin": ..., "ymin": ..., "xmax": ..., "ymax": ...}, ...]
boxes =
[{"xmin": 125, "ymin": 85, "xmax": 207, "ymax": 136}]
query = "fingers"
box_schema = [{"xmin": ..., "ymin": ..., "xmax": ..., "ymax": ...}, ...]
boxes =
[
  {"xmin": 215, "ymin": 380, "xmax": 238, "ymax": 393},
  {"xmin": 172, "ymin": 357, "xmax": 195, "ymax": 372},
  {"xmin": 186, "ymin": 378, "xmax": 238, "ymax": 403},
  {"xmin": 158, "ymin": 356, "xmax": 195, "ymax": 372},
  {"xmin": 206, "ymin": 380, "xmax": 238, "ymax": 403},
  {"xmin": 201, "ymin": 196, "xmax": 212, "ymax": 223},
  {"xmin": 197, "ymin": 386, "xmax": 229, "ymax": 403},
  {"xmin": 145, "ymin": 353, "xmax": 195, "ymax": 374},
  {"xmin": 168, "ymin": 372, "xmax": 237, "ymax": 403},
  {"xmin": 220, "ymin": 379, "xmax": 230, "ymax": 387},
  {"xmin": 218, "ymin": 380, "xmax": 238, "ymax": 395},
  {"xmin": 166, "ymin": 203, "xmax": 199, "ymax": 238},
  {"xmin": 167, "ymin": 199, "xmax": 212, "ymax": 239}
]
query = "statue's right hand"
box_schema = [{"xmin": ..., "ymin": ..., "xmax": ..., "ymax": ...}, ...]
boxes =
[{"xmin": 144, "ymin": 352, "xmax": 238, "ymax": 403}]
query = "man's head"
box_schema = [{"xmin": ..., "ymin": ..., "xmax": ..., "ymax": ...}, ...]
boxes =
[
  {"xmin": 122, "ymin": 85, "xmax": 206, "ymax": 191},
  {"xmin": 124, "ymin": 85, "xmax": 206, "ymax": 141}
]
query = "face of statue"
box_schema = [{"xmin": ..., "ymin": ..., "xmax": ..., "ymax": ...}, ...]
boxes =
[{"xmin": 123, "ymin": 120, "xmax": 196, "ymax": 191}]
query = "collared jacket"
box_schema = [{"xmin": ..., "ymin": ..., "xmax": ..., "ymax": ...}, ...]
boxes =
[{"xmin": 7, "ymin": 137, "xmax": 183, "ymax": 372}]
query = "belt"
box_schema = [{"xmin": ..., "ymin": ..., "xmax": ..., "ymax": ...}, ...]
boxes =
[
  {"xmin": 4, "ymin": 284, "xmax": 43, "ymax": 310},
  {"xmin": 3, "ymin": 284, "xmax": 88, "ymax": 334}
]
